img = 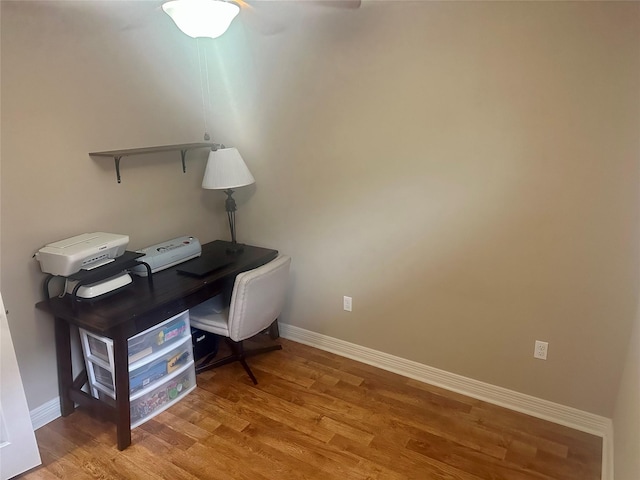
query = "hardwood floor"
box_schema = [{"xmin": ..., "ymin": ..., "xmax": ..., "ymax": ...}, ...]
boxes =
[{"xmin": 21, "ymin": 338, "xmax": 602, "ymax": 480}]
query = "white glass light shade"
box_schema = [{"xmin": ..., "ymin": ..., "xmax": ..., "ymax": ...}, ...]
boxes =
[
  {"xmin": 162, "ymin": 0, "xmax": 240, "ymax": 39},
  {"xmin": 202, "ymin": 148, "xmax": 255, "ymax": 190}
]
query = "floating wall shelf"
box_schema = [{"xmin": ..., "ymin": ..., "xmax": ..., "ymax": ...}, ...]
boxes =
[{"xmin": 90, "ymin": 143, "xmax": 215, "ymax": 183}]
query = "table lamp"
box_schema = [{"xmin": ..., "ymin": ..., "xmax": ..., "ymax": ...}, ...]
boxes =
[{"xmin": 202, "ymin": 147, "xmax": 255, "ymax": 253}]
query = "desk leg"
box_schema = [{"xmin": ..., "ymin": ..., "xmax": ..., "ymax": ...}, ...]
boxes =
[
  {"xmin": 54, "ymin": 317, "xmax": 74, "ymax": 416},
  {"xmin": 113, "ymin": 331, "xmax": 132, "ymax": 450}
]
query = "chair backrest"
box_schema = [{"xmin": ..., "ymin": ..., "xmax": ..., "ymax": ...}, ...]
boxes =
[{"xmin": 227, "ymin": 255, "xmax": 291, "ymax": 341}]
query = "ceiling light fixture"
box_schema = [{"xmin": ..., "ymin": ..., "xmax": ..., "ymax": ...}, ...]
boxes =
[{"xmin": 162, "ymin": 0, "xmax": 240, "ymax": 39}]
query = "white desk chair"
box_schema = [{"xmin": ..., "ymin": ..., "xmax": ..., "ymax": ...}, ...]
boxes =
[{"xmin": 189, "ymin": 255, "xmax": 291, "ymax": 384}]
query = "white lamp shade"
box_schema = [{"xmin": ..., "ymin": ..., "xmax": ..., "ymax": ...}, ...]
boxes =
[
  {"xmin": 202, "ymin": 147, "xmax": 255, "ymax": 190},
  {"xmin": 162, "ymin": 0, "xmax": 240, "ymax": 39}
]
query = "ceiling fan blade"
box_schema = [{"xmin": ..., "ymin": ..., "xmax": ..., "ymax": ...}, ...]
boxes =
[
  {"xmin": 303, "ymin": 0, "xmax": 361, "ymax": 8},
  {"xmin": 236, "ymin": 0, "xmax": 288, "ymax": 36},
  {"xmin": 235, "ymin": 0, "xmax": 362, "ymax": 37}
]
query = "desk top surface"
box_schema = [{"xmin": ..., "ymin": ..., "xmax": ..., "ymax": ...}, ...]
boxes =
[{"xmin": 36, "ymin": 240, "xmax": 278, "ymax": 335}]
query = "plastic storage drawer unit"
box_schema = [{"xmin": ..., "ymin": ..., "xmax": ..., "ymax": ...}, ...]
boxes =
[{"xmin": 80, "ymin": 310, "xmax": 197, "ymax": 428}]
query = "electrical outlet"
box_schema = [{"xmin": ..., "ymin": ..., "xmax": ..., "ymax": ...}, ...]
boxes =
[
  {"xmin": 534, "ymin": 340, "xmax": 548, "ymax": 360},
  {"xmin": 343, "ymin": 296, "xmax": 352, "ymax": 312}
]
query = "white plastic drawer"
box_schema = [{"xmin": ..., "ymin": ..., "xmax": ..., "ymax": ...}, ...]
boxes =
[
  {"xmin": 130, "ymin": 336, "xmax": 192, "ymax": 395},
  {"xmin": 87, "ymin": 335, "xmax": 111, "ymax": 362},
  {"xmin": 127, "ymin": 310, "xmax": 190, "ymax": 364},
  {"xmin": 130, "ymin": 362, "xmax": 196, "ymax": 428},
  {"xmin": 80, "ymin": 330, "xmax": 114, "ymax": 366},
  {"xmin": 90, "ymin": 362, "xmax": 114, "ymax": 391}
]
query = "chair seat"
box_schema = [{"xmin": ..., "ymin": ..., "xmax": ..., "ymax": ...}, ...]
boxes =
[{"xmin": 189, "ymin": 297, "xmax": 230, "ymax": 337}]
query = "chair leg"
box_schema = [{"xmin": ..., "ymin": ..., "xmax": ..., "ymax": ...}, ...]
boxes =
[
  {"xmin": 195, "ymin": 337, "xmax": 280, "ymax": 384},
  {"xmin": 243, "ymin": 344, "xmax": 282, "ymax": 359},
  {"xmin": 269, "ymin": 319, "xmax": 280, "ymax": 340},
  {"xmin": 196, "ymin": 338, "xmax": 238, "ymax": 374},
  {"xmin": 235, "ymin": 341, "xmax": 258, "ymax": 385},
  {"xmin": 199, "ymin": 350, "xmax": 219, "ymax": 367},
  {"xmin": 239, "ymin": 359, "xmax": 258, "ymax": 385},
  {"xmin": 196, "ymin": 354, "xmax": 237, "ymax": 374}
]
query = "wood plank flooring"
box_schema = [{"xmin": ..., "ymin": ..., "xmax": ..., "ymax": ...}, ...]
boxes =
[{"xmin": 20, "ymin": 338, "xmax": 602, "ymax": 480}]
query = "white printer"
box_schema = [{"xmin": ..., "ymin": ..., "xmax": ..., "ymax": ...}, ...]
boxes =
[
  {"xmin": 35, "ymin": 232, "xmax": 131, "ymax": 299},
  {"xmin": 35, "ymin": 232, "xmax": 129, "ymax": 277}
]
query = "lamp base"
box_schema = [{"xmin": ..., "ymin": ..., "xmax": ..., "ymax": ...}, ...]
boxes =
[{"xmin": 224, "ymin": 241, "xmax": 244, "ymax": 255}]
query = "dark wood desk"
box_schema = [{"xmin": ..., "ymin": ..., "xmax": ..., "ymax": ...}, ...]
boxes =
[{"xmin": 36, "ymin": 240, "xmax": 278, "ymax": 450}]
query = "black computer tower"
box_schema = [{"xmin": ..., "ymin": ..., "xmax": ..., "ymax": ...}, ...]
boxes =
[{"xmin": 191, "ymin": 327, "xmax": 219, "ymax": 362}]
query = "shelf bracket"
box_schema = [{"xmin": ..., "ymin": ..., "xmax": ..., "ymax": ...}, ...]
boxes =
[
  {"xmin": 114, "ymin": 156, "xmax": 122, "ymax": 184},
  {"xmin": 180, "ymin": 149, "xmax": 188, "ymax": 173}
]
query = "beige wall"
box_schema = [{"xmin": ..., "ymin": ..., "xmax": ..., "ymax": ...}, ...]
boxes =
[
  {"xmin": 209, "ymin": 1, "xmax": 640, "ymax": 416},
  {"xmin": 1, "ymin": 0, "xmax": 639, "ymax": 420}
]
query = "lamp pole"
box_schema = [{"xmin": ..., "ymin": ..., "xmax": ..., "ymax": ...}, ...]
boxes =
[{"xmin": 224, "ymin": 188, "xmax": 243, "ymax": 253}]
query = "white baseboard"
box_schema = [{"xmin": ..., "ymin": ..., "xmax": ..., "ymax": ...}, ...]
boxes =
[
  {"xmin": 279, "ymin": 323, "xmax": 614, "ymax": 480},
  {"xmin": 601, "ymin": 421, "xmax": 614, "ymax": 480},
  {"xmin": 30, "ymin": 396, "xmax": 61, "ymax": 430}
]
